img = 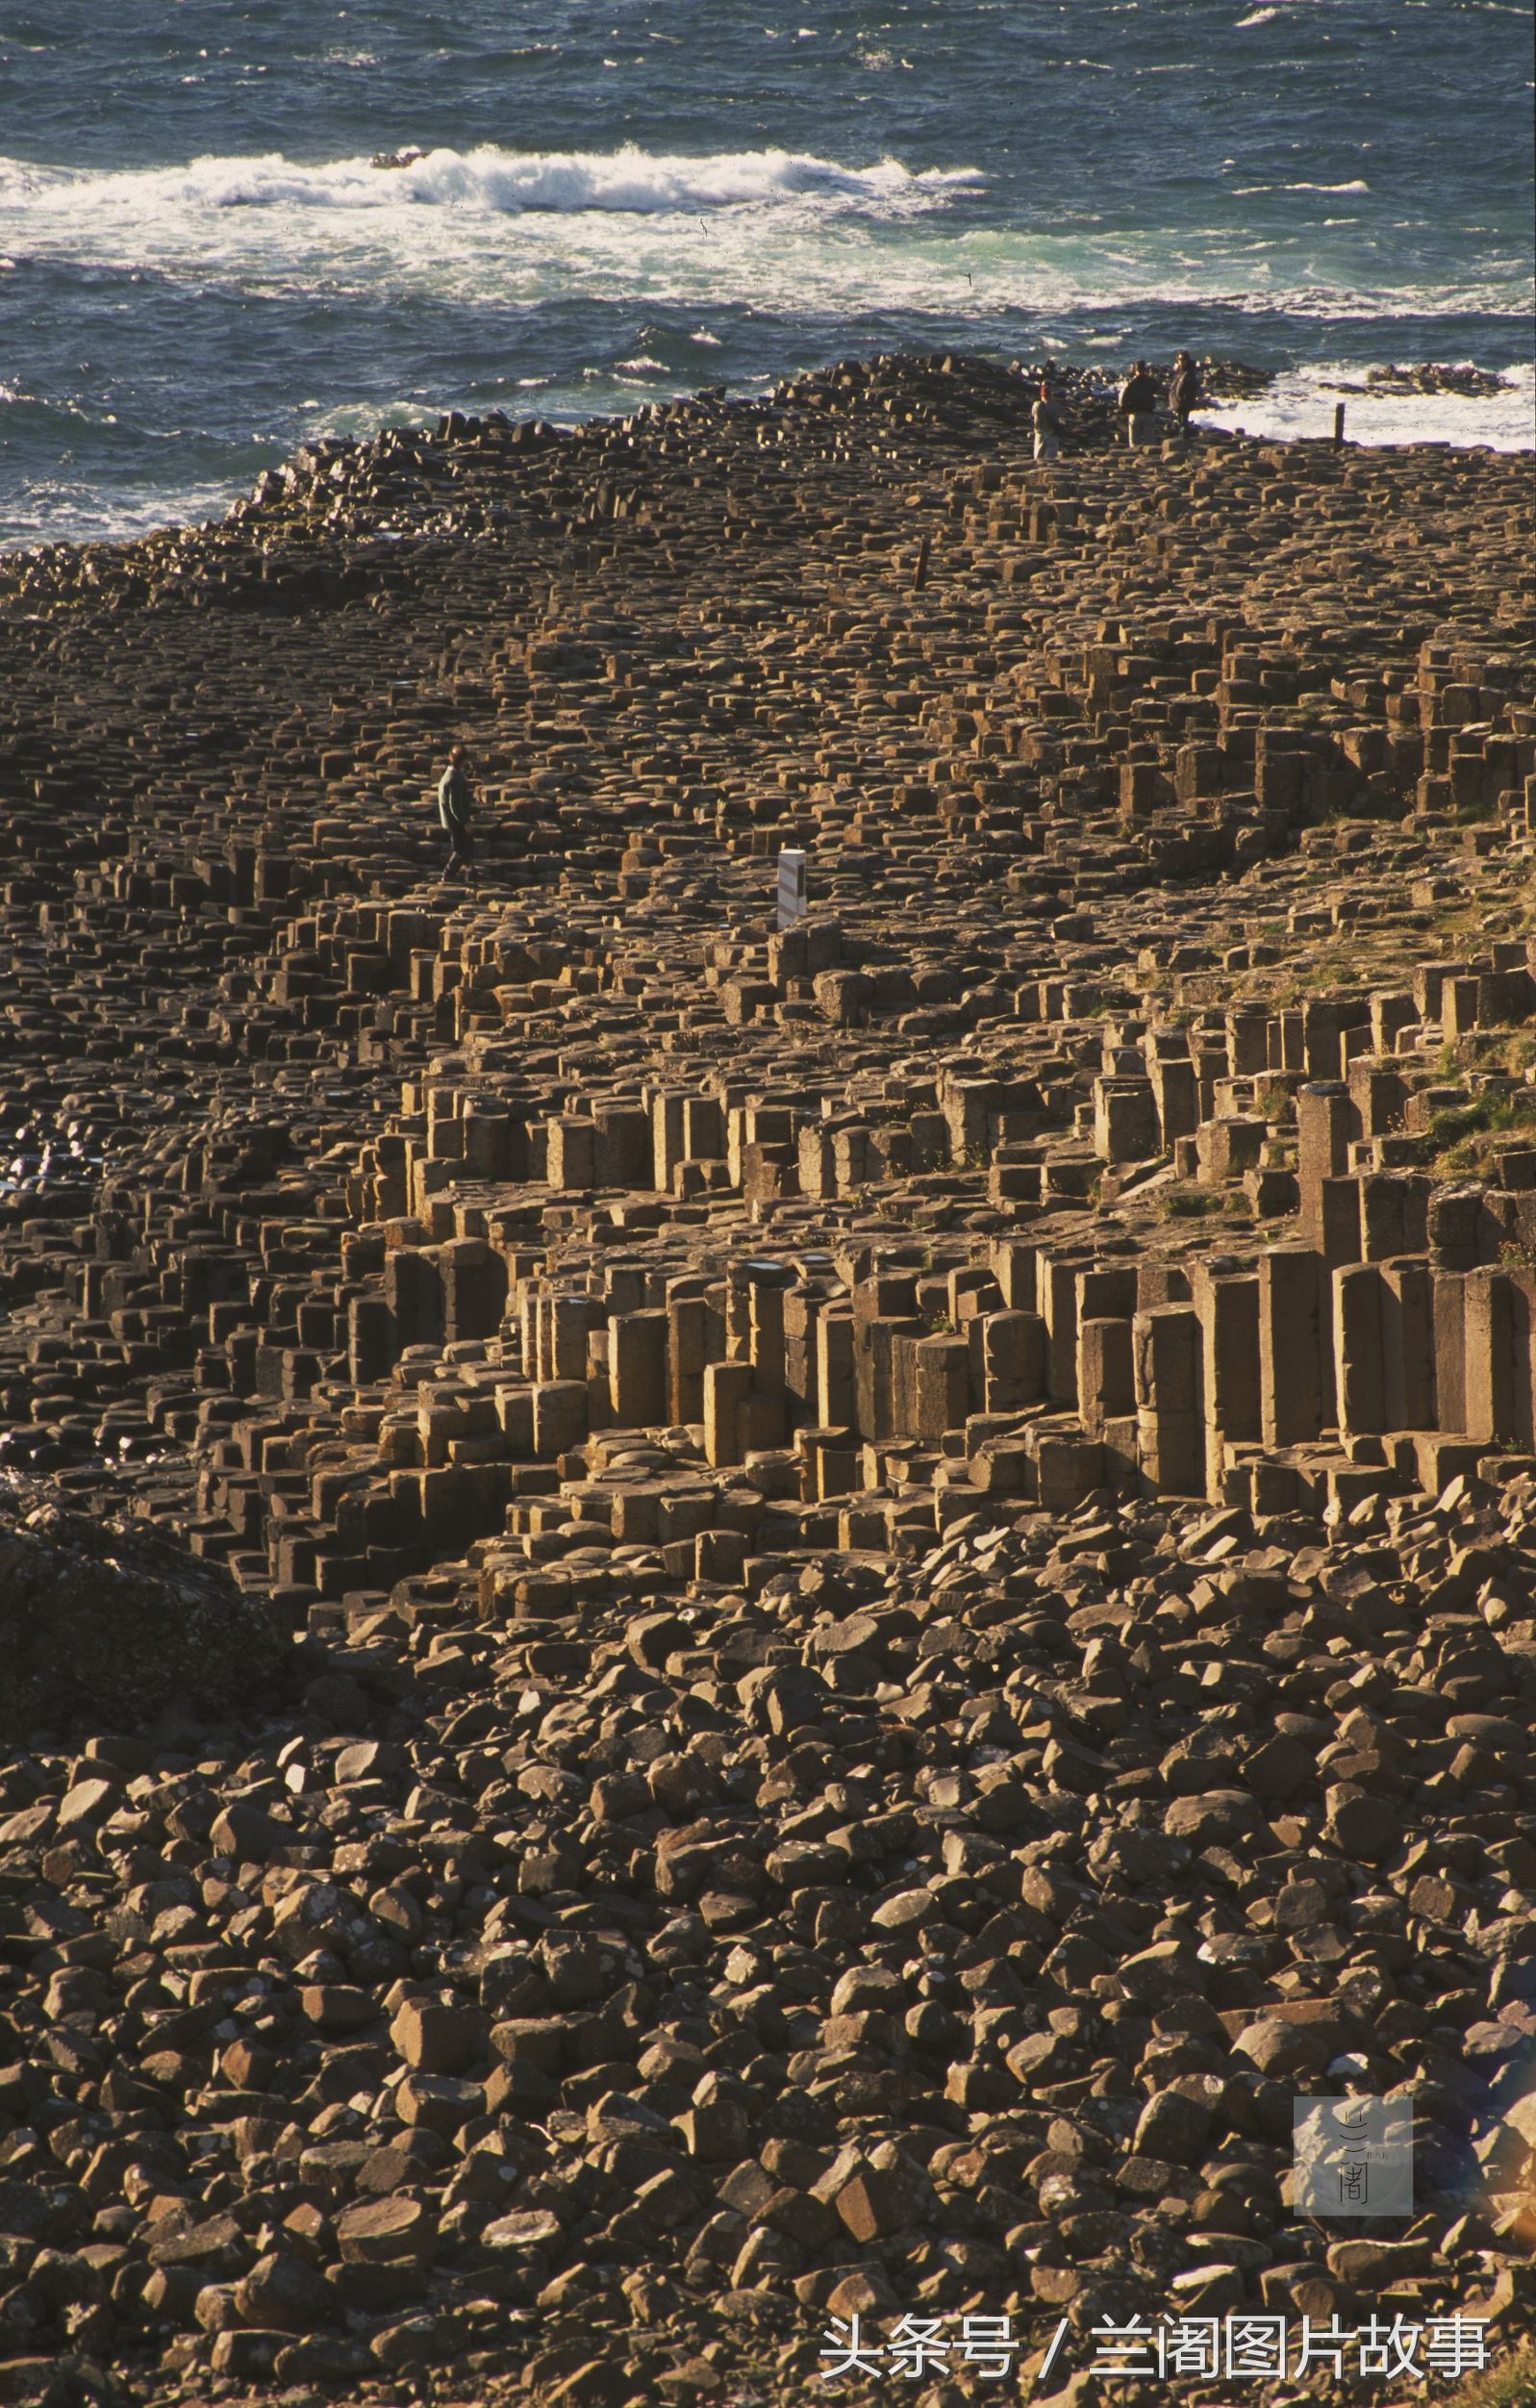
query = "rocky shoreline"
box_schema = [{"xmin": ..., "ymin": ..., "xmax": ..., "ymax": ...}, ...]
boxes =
[{"xmin": 1, "ymin": 353, "xmax": 1535, "ymax": 2408}]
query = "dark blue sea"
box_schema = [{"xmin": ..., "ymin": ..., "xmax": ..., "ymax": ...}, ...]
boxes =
[{"xmin": 1, "ymin": 0, "xmax": 1531, "ymax": 546}]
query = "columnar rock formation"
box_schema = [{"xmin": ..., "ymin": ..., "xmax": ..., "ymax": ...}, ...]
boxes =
[{"xmin": 1, "ymin": 358, "xmax": 1534, "ymax": 2404}]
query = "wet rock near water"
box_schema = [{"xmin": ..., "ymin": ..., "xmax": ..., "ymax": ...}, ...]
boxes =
[
  {"xmin": 1365, "ymin": 365, "xmax": 1516, "ymax": 400},
  {"xmin": 1322, "ymin": 363, "xmax": 1517, "ymax": 404},
  {"xmin": 1190, "ymin": 360, "xmax": 1275, "ymax": 401}
]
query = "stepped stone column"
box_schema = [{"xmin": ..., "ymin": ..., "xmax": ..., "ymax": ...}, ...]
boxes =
[
  {"xmin": 748, "ymin": 1280, "xmax": 787, "ymax": 1396},
  {"xmin": 913, "ymin": 1334, "xmax": 969, "ymax": 1441},
  {"xmin": 1226, "ymin": 1006, "xmax": 1271, "ymax": 1077},
  {"xmin": 547, "ymin": 1117, "xmax": 597, "ymax": 1190},
  {"xmin": 532, "ymin": 1380, "xmax": 587, "ymax": 1458},
  {"xmin": 816, "ymin": 1311, "xmax": 857, "ymax": 1432},
  {"xmin": 1297, "ymin": 1082, "xmax": 1352, "ymax": 1248},
  {"xmin": 549, "ymin": 1295, "xmax": 593, "ymax": 1382},
  {"xmin": 1259, "ymin": 1245, "xmax": 1331, "ymax": 1445},
  {"xmin": 704, "ymin": 1360, "xmax": 753, "ymax": 1467},
  {"xmin": 1462, "ymin": 1269, "xmax": 1535, "ymax": 1449},
  {"xmin": 1381, "ymin": 1258, "xmax": 1437, "ymax": 1431},
  {"xmin": 1038, "ymin": 1254, "xmax": 1088, "ymax": 1406},
  {"xmin": 1196, "ymin": 1268, "xmax": 1261, "ymax": 1493},
  {"xmin": 385, "ymin": 1248, "xmax": 443, "ymax": 1352},
  {"xmin": 650, "ymin": 1092, "xmax": 687, "ymax": 1192},
  {"xmin": 1148, "ymin": 1052, "xmax": 1198, "ymax": 1150},
  {"xmin": 610, "ymin": 1309, "xmax": 669, "ymax": 1429},
  {"xmin": 668, "ymin": 1295, "xmax": 710, "ymax": 1426},
  {"xmin": 1093, "ymin": 1077, "xmax": 1158, "ymax": 1164},
  {"xmin": 1362, "ymin": 1173, "xmax": 1430, "ymax": 1261},
  {"xmin": 976, "ymin": 1309, "xmax": 1045, "ymax": 1412},
  {"xmin": 1434, "ymin": 1271, "xmax": 1470, "ymax": 1433},
  {"xmin": 1134, "ymin": 1305, "xmax": 1203, "ymax": 1496},
  {"xmin": 441, "ymin": 1238, "xmax": 506, "ymax": 1341},
  {"xmin": 1334, "ymin": 1263, "xmax": 1385, "ymax": 1437},
  {"xmin": 1078, "ymin": 1318, "xmax": 1135, "ymax": 1439}
]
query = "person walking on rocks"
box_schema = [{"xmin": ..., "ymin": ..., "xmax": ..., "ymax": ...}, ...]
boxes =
[
  {"xmin": 436, "ymin": 743, "xmax": 478, "ymax": 887},
  {"xmin": 1118, "ymin": 359, "xmax": 1159, "ymax": 447},
  {"xmin": 1170, "ymin": 350, "xmax": 1201, "ymax": 440},
  {"xmin": 1032, "ymin": 377, "xmax": 1065, "ymax": 463}
]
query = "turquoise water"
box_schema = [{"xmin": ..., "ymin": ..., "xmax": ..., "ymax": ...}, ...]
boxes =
[{"xmin": 1, "ymin": 0, "xmax": 1531, "ymax": 545}]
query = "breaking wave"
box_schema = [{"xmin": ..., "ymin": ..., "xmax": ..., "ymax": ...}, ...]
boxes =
[
  {"xmin": 0, "ymin": 142, "xmax": 1526, "ymax": 331},
  {"xmin": 0, "ymin": 142, "xmax": 987, "ymax": 221}
]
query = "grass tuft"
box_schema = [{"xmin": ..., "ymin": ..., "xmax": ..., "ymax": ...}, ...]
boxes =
[
  {"xmin": 1428, "ymin": 1082, "xmax": 1536, "ymax": 1178},
  {"xmin": 1443, "ymin": 2344, "xmax": 1536, "ymax": 2408},
  {"xmin": 1161, "ymin": 1188, "xmax": 1219, "ymax": 1218}
]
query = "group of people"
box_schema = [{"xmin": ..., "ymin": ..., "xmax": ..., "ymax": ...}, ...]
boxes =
[{"xmin": 1031, "ymin": 350, "xmax": 1202, "ymax": 461}]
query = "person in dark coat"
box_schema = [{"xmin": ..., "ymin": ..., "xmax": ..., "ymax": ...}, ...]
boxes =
[
  {"xmin": 1170, "ymin": 350, "xmax": 1201, "ymax": 439},
  {"xmin": 1117, "ymin": 360, "xmax": 1159, "ymax": 446}
]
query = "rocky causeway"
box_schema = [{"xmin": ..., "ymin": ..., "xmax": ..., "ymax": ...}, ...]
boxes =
[{"xmin": 1, "ymin": 353, "xmax": 1535, "ymax": 2408}]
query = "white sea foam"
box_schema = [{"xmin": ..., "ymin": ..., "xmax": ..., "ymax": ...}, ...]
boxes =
[
  {"xmin": 1196, "ymin": 359, "xmax": 1535, "ymax": 450},
  {"xmin": 0, "ymin": 143, "xmax": 984, "ymax": 222},
  {"xmin": 319, "ymin": 398, "xmax": 439, "ymax": 442},
  {"xmin": 1, "ymin": 144, "xmax": 1526, "ymax": 333},
  {"xmin": 1230, "ymin": 180, "xmax": 1370, "ymax": 195},
  {"xmin": 2, "ymin": 476, "xmax": 245, "ymax": 549}
]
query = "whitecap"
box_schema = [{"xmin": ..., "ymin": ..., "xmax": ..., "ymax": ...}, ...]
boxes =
[
  {"xmin": 315, "ymin": 397, "xmax": 436, "ymax": 441},
  {"xmin": 0, "ymin": 142, "xmax": 986, "ymax": 222},
  {"xmin": 0, "ymin": 146, "xmax": 1525, "ymax": 334}
]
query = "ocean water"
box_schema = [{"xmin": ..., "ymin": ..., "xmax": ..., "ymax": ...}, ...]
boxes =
[{"xmin": 1, "ymin": 0, "xmax": 1531, "ymax": 548}]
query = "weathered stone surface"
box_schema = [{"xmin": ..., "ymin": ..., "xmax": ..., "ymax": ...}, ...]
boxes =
[
  {"xmin": 0, "ymin": 352, "xmax": 1533, "ymax": 2408},
  {"xmin": 0, "ymin": 1472, "xmax": 280, "ymax": 1741}
]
